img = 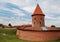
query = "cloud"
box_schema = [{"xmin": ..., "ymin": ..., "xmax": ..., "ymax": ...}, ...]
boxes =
[
  {"xmin": 4, "ymin": 3, "xmax": 20, "ymax": 10},
  {"xmin": 0, "ymin": 15, "xmax": 31, "ymax": 26},
  {"xmin": 25, "ymin": 0, "xmax": 29, "ymax": 2},
  {"xmin": 0, "ymin": 2, "xmax": 32, "ymax": 17},
  {"xmin": 45, "ymin": 19, "xmax": 60, "ymax": 27},
  {"xmin": 0, "ymin": 2, "xmax": 32, "ymax": 25},
  {"xmin": 0, "ymin": 0, "xmax": 60, "ymax": 27}
]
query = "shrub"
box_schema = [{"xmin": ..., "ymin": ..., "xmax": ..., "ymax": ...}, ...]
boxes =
[{"xmin": 51, "ymin": 25, "xmax": 56, "ymax": 27}]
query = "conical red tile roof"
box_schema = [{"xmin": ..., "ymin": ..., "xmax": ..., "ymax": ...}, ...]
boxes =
[{"xmin": 33, "ymin": 4, "xmax": 44, "ymax": 15}]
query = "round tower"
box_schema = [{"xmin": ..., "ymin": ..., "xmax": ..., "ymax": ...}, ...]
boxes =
[{"xmin": 32, "ymin": 4, "xmax": 45, "ymax": 28}]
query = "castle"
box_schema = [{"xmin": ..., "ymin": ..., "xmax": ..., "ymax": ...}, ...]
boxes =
[{"xmin": 16, "ymin": 4, "xmax": 60, "ymax": 41}]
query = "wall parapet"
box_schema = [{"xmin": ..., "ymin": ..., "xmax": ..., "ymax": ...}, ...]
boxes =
[{"xmin": 17, "ymin": 28, "xmax": 60, "ymax": 32}]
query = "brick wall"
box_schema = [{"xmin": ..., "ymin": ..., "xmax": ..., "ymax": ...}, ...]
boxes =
[
  {"xmin": 16, "ymin": 30, "xmax": 60, "ymax": 41},
  {"xmin": 32, "ymin": 15, "xmax": 45, "ymax": 28}
]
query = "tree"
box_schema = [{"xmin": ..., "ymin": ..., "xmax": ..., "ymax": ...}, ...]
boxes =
[
  {"xmin": 0, "ymin": 24, "xmax": 3, "ymax": 27},
  {"xmin": 8, "ymin": 23, "xmax": 12, "ymax": 27},
  {"xmin": 51, "ymin": 25, "xmax": 56, "ymax": 27},
  {"xmin": 0, "ymin": 24, "xmax": 5, "ymax": 28}
]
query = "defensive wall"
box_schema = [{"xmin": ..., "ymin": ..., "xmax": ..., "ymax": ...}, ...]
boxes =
[{"xmin": 16, "ymin": 28, "xmax": 60, "ymax": 41}]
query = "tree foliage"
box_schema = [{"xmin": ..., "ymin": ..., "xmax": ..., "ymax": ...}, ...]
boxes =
[
  {"xmin": 51, "ymin": 25, "xmax": 56, "ymax": 27},
  {"xmin": 0, "ymin": 24, "xmax": 4, "ymax": 28},
  {"xmin": 8, "ymin": 23, "xmax": 12, "ymax": 27},
  {"xmin": 0, "ymin": 24, "xmax": 3, "ymax": 27}
]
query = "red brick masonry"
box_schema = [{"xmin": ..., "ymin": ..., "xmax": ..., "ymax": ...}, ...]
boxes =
[{"xmin": 16, "ymin": 29, "xmax": 60, "ymax": 41}]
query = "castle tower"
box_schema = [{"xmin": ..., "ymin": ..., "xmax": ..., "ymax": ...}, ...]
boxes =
[{"xmin": 32, "ymin": 4, "xmax": 45, "ymax": 28}]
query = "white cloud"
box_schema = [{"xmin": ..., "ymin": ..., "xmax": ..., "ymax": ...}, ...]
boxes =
[
  {"xmin": 9, "ymin": 9, "xmax": 25, "ymax": 16},
  {"xmin": 0, "ymin": 0, "xmax": 60, "ymax": 27},
  {"xmin": 23, "ymin": 5, "xmax": 36, "ymax": 13},
  {"xmin": 25, "ymin": 0, "xmax": 29, "ymax": 2},
  {"xmin": 0, "ymin": 3, "xmax": 26, "ymax": 16},
  {"xmin": 0, "ymin": 16, "xmax": 31, "ymax": 26},
  {"xmin": 45, "ymin": 19, "xmax": 60, "ymax": 27}
]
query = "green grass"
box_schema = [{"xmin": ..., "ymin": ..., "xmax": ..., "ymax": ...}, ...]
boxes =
[
  {"xmin": 0, "ymin": 27, "xmax": 60, "ymax": 42},
  {"xmin": 0, "ymin": 28, "xmax": 31, "ymax": 42},
  {"xmin": 49, "ymin": 40, "xmax": 60, "ymax": 42}
]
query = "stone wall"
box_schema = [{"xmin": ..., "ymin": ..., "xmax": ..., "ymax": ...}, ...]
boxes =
[{"xmin": 16, "ymin": 29, "xmax": 60, "ymax": 41}]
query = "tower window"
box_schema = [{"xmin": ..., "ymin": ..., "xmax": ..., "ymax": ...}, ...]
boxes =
[
  {"xmin": 34, "ymin": 18, "xmax": 36, "ymax": 20},
  {"xmin": 40, "ymin": 18, "xmax": 42, "ymax": 20},
  {"xmin": 40, "ymin": 22, "xmax": 41, "ymax": 25},
  {"xmin": 34, "ymin": 22, "xmax": 35, "ymax": 24}
]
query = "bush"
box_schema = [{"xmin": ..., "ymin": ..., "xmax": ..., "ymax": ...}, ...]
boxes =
[{"xmin": 51, "ymin": 25, "xmax": 56, "ymax": 27}]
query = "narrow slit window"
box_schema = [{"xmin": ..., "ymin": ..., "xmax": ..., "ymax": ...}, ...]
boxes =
[
  {"xmin": 40, "ymin": 17, "xmax": 42, "ymax": 20},
  {"xmin": 34, "ymin": 18, "xmax": 36, "ymax": 20},
  {"xmin": 40, "ymin": 22, "xmax": 41, "ymax": 25}
]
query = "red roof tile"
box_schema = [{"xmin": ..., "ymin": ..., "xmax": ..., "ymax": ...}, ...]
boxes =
[{"xmin": 33, "ymin": 4, "xmax": 44, "ymax": 15}]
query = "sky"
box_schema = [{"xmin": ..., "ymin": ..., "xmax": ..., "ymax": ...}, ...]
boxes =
[{"xmin": 0, "ymin": 0, "xmax": 60, "ymax": 27}]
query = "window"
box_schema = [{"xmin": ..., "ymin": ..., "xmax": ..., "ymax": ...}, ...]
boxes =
[
  {"xmin": 34, "ymin": 22, "xmax": 35, "ymax": 24},
  {"xmin": 34, "ymin": 18, "xmax": 36, "ymax": 20},
  {"xmin": 40, "ymin": 17, "xmax": 42, "ymax": 20},
  {"xmin": 40, "ymin": 22, "xmax": 41, "ymax": 25}
]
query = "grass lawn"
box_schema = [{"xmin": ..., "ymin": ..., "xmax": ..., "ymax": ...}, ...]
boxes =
[
  {"xmin": 0, "ymin": 28, "xmax": 31, "ymax": 42},
  {"xmin": 0, "ymin": 27, "xmax": 60, "ymax": 42}
]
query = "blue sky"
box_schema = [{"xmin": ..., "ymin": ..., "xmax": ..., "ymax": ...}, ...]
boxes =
[{"xmin": 0, "ymin": 0, "xmax": 60, "ymax": 27}]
